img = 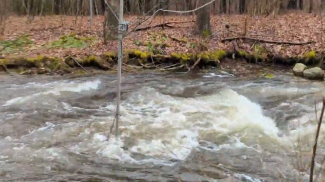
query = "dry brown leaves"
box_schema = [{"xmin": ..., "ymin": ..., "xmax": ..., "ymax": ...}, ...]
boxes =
[{"xmin": 1, "ymin": 12, "xmax": 323, "ymax": 59}]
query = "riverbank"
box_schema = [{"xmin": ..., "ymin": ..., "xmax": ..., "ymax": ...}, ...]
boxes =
[
  {"xmin": 1, "ymin": 13, "xmax": 323, "ymax": 77},
  {"xmin": 0, "ymin": 49, "xmax": 298, "ymax": 78}
]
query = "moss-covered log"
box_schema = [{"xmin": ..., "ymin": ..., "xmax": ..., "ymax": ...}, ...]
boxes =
[{"xmin": 1, "ymin": 49, "xmax": 325, "ymax": 75}]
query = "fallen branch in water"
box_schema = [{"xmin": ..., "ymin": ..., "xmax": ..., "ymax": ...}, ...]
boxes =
[
  {"xmin": 69, "ymin": 56, "xmax": 88, "ymax": 72},
  {"xmin": 160, "ymin": 64, "xmax": 185, "ymax": 71},
  {"xmin": 160, "ymin": 63, "xmax": 180, "ymax": 70},
  {"xmin": 310, "ymin": 97, "xmax": 325, "ymax": 182},
  {"xmin": 1, "ymin": 65, "xmax": 9, "ymax": 74},
  {"xmin": 221, "ymin": 37, "xmax": 315, "ymax": 45},
  {"xmin": 190, "ymin": 58, "xmax": 201, "ymax": 71},
  {"xmin": 141, "ymin": 63, "xmax": 156, "ymax": 69}
]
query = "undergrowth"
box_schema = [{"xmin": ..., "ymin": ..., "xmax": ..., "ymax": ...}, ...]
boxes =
[
  {"xmin": 46, "ymin": 33, "xmax": 95, "ymax": 49},
  {"xmin": 0, "ymin": 34, "xmax": 33, "ymax": 53}
]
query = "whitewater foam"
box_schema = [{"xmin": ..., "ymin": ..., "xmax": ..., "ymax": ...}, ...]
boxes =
[
  {"xmin": 94, "ymin": 87, "xmax": 282, "ymax": 163},
  {"xmin": 3, "ymin": 79, "xmax": 101, "ymax": 106},
  {"xmin": 3, "ymin": 85, "xmax": 285, "ymax": 166}
]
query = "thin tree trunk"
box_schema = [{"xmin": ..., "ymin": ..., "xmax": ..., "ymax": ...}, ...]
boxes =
[
  {"xmin": 39, "ymin": 0, "xmax": 45, "ymax": 16},
  {"xmin": 0, "ymin": 0, "xmax": 7, "ymax": 36}
]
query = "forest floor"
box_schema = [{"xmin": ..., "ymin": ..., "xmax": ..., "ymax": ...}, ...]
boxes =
[{"xmin": 0, "ymin": 12, "xmax": 323, "ymax": 76}]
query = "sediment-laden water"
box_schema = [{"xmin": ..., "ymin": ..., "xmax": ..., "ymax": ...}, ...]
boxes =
[{"xmin": 0, "ymin": 72, "xmax": 325, "ymax": 182}]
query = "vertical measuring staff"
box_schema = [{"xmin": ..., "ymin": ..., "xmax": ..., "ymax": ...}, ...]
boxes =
[{"xmin": 115, "ymin": 0, "xmax": 126, "ymax": 139}]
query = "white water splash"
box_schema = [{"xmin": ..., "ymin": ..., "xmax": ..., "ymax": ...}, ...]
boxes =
[
  {"xmin": 3, "ymin": 79, "xmax": 101, "ymax": 106},
  {"xmin": 1, "ymin": 85, "xmax": 284, "ymax": 166},
  {"xmin": 95, "ymin": 87, "xmax": 281, "ymax": 163}
]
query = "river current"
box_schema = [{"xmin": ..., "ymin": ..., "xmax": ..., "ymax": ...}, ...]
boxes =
[{"xmin": 0, "ymin": 72, "xmax": 325, "ymax": 182}]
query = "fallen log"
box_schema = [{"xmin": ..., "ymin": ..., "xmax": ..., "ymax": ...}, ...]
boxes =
[
  {"xmin": 135, "ymin": 20, "xmax": 195, "ymax": 32},
  {"xmin": 221, "ymin": 37, "xmax": 315, "ymax": 45}
]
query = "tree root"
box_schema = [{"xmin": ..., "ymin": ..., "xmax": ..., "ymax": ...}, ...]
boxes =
[{"xmin": 221, "ymin": 37, "xmax": 316, "ymax": 45}]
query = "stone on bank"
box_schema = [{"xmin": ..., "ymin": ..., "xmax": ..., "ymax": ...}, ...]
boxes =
[
  {"xmin": 293, "ymin": 63, "xmax": 307, "ymax": 76},
  {"xmin": 303, "ymin": 67, "xmax": 324, "ymax": 80}
]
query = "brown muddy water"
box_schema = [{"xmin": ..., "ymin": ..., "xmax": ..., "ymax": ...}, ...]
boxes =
[{"xmin": 1, "ymin": 71, "xmax": 325, "ymax": 182}]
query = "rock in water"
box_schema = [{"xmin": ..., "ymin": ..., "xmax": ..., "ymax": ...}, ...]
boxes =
[
  {"xmin": 293, "ymin": 63, "xmax": 307, "ymax": 76},
  {"xmin": 303, "ymin": 67, "xmax": 324, "ymax": 80}
]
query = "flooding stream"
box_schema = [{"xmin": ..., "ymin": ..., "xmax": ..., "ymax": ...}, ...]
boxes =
[{"xmin": 1, "ymin": 72, "xmax": 325, "ymax": 182}]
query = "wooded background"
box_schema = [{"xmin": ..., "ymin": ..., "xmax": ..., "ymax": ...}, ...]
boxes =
[{"xmin": 1, "ymin": 0, "xmax": 325, "ymax": 17}]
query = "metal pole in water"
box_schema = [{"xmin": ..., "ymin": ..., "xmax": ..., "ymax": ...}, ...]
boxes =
[{"xmin": 115, "ymin": 0, "xmax": 124, "ymax": 139}]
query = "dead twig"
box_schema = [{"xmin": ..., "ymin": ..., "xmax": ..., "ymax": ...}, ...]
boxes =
[
  {"xmin": 310, "ymin": 97, "xmax": 325, "ymax": 182},
  {"xmin": 221, "ymin": 37, "xmax": 315, "ymax": 45},
  {"xmin": 69, "ymin": 56, "xmax": 88, "ymax": 72},
  {"xmin": 1, "ymin": 65, "xmax": 9, "ymax": 74},
  {"xmin": 160, "ymin": 64, "xmax": 185, "ymax": 71},
  {"xmin": 160, "ymin": 63, "xmax": 181, "ymax": 70},
  {"xmin": 141, "ymin": 63, "xmax": 156, "ymax": 69},
  {"xmin": 190, "ymin": 58, "xmax": 201, "ymax": 71},
  {"xmin": 169, "ymin": 36, "xmax": 187, "ymax": 43}
]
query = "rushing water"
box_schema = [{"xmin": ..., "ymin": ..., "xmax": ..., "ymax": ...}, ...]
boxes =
[{"xmin": 1, "ymin": 72, "xmax": 325, "ymax": 182}]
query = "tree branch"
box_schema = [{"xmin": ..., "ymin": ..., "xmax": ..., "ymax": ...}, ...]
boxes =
[
  {"xmin": 221, "ymin": 37, "xmax": 315, "ymax": 45},
  {"xmin": 125, "ymin": 0, "xmax": 215, "ymax": 38},
  {"xmin": 310, "ymin": 98, "xmax": 325, "ymax": 182},
  {"xmin": 134, "ymin": 20, "xmax": 195, "ymax": 31}
]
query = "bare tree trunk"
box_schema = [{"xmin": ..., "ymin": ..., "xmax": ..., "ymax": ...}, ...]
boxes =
[
  {"xmin": 89, "ymin": 0, "xmax": 93, "ymax": 26},
  {"xmin": 39, "ymin": 0, "xmax": 45, "ymax": 16},
  {"xmin": 0, "ymin": 0, "xmax": 7, "ymax": 36},
  {"xmin": 103, "ymin": 0, "xmax": 119, "ymax": 44},
  {"xmin": 196, "ymin": 0, "xmax": 212, "ymax": 36}
]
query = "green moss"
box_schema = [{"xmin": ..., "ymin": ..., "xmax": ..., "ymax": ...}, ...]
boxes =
[
  {"xmin": 134, "ymin": 50, "xmax": 142, "ymax": 57},
  {"xmin": 105, "ymin": 51, "xmax": 117, "ymax": 58},
  {"xmin": 171, "ymin": 52, "xmax": 182, "ymax": 60},
  {"xmin": 254, "ymin": 45, "xmax": 267, "ymax": 54},
  {"xmin": 210, "ymin": 50, "xmax": 226, "ymax": 60},
  {"xmin": 238, "ymin": 50, "xmax": 249, "ymax": 57},
  {"xmin": 170, "ymin": 52, "xmax": 196, "ymax": 64},
  {"xmin": 202, "ymin": 29, "xmax": 211, "ymax": 38},
  {"xmin": 47, "ymin": 59, "xmax": 63, "ymax": 71},
  {"xmin": 253, "ymin": 45, "xmax": 267, "ymax": 61},
  {"xmin": 180, "ymin": 53, "xmax": 195, "ymax": 64},
  {"xmin": 140, "ymin": 52, "xmax": 149, "ymax": 59},
  {"xmin": 303, "ymin": 51, "xmax": 316, "ymax": 59},
  {"xmin": 0, "ymin": 59, "xmax": 9, "ymax": 65},
  {"xmin": 0, "ymin": 34, "xmax": 33, "ymax": 53},
  {"xmin": 26, "ymin": 55, "xmax": 46, "ymax": 67},
  {"xmin": 47, "ymin": 34, "xmax": 95, "ymax": 49},
  {"xmin": 64, "ymin": 56, "xmax": 75, "ymax": 67},
  {"xmin": 27, "ymin": 55, "xmax": 45, "ymax": 63},
  {"xmin": 83, "ymin": 55, "xmax": 109, "ymax": 70},
  {"xmin": 197, "ymin": 52, "xmax": 209, "ymax": 60},
  {"xmin": 84, "ymin": 55, "xmax": 99, "ymax": 63}
]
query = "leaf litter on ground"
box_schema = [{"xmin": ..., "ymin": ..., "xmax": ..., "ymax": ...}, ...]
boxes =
[{"xmin": 0, "ymin": 12, "xmax": 322, "ymax": 61}]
